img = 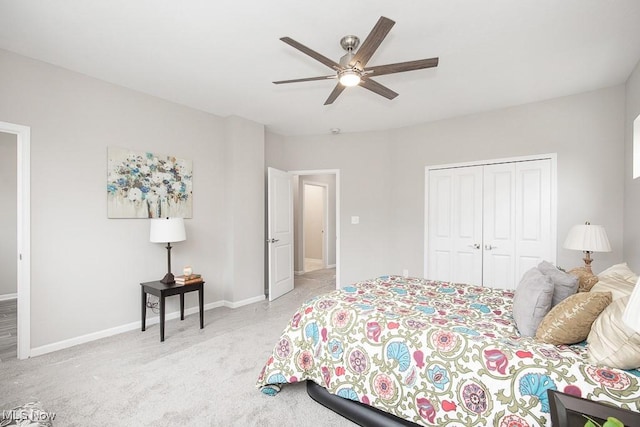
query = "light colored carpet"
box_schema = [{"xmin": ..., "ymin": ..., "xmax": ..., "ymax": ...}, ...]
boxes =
[{"xmin": 0, "ymin": 269, "xmax": 356, "ymax": 426}]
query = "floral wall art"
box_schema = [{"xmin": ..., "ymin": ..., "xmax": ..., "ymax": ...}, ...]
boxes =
[{"xmin": 107, "ymin": 147, "xmax": 193, "ymax": 218}]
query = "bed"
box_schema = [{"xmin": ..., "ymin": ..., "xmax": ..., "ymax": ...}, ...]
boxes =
[{"xmin": 256, "ymin": 274, "xmax": 640, "ymax": 426}]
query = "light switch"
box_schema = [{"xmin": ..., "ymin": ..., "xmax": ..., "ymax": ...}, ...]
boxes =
[{"xmin": 351, "ymin": 216, "xmax": 360, "ymax": 224}]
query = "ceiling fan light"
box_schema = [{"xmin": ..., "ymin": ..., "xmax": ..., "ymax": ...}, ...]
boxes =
[{"xmin": 338, "ymin": 70, "xmax": 361, "ymax": 87}]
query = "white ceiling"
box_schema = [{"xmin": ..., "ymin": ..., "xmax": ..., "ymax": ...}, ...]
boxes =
[{"xmin": 1, "ymin": 0, "xmax": 640, "ymax": 136}]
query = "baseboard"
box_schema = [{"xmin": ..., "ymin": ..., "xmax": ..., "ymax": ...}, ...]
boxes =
[
  {"xmin": 223, "ymin": 294, "xmax": 265, "ymax": 308},
  {"xmin": 29, "ymin": 293, "xmax": 267, "ymax": 358},
  {"xmin": 30, "ymin": 300, "xmax": 224, "ymax": 358},
  {"xmin": 0, "ymin": 293, "xmax": 17, "ymax": 301},
  {"xmin": 294, "ymin": 270, "xmax": 305, "ymax": 276},
  {"xmin": 326, "ymin": 264, "xmax": 336, "ymax": 268}
]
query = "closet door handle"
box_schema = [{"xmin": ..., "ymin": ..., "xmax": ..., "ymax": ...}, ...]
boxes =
[
  {"xmin": 469, "ymin": 243, "xmax": 481, "ymax": 249},
  {"xmin": 484, "ymin": 244, "xmax": 496, "ymax": 250},
  {"xmin": 266, "ymin": 238, "xmax": 280, "ymax": 243}
]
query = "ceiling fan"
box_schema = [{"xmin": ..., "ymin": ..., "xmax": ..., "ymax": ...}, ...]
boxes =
[{"xmin": 273, "ymin": 16, "xmax": 439, "ymax": 105}]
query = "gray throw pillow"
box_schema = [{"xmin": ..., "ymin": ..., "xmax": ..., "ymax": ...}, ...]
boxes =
[
  {"xmin": 538, "ymin": 260, "xmax": 579, "ymax": 306},
  {"xmin": 512, "ymin": 267, "xmax": 554, "ymax": 337}
]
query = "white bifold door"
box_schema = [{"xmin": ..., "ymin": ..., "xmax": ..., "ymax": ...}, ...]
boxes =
[{"xmin": 427, "ymin": 158, "xmax": 554, "ymax": 289}]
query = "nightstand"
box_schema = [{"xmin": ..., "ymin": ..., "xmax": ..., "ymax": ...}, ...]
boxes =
[{"xmin": 140, "ymin": 280, "xmax": 204, "ymax": 342}]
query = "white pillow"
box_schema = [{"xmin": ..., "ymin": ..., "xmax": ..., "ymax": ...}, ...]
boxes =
[
  {"xmin": 593, "ymin": 262, "xmax": 638, "ymax": 300},
  {"xmin": 598, "ymin": 262, "xmax": 638, "ymax": 283},
  {"xmin": 591, "ymin": 274, "xmax": 635, "ymax": 300},
  {"xmin": 587, "ymin": 295, "xmax": 640, "ymax": 369}
]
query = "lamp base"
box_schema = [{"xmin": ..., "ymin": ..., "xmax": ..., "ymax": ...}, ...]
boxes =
[
  {"xmin": 582, "ymin": 251, "xmax": 594, "ymax": 274},
  {"xmin": 160, "ymin": 272, "xmax": 175, "ymax": 285}
]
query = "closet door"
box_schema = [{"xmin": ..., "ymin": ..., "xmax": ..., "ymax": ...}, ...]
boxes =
[
  {"xmin": 426, "ymin": 157, "xmax": 554, "ymax": 289},
  {"xmin": 427, "ymin": 167, "xmax": 483, "ymax": 285},
  {"xmin": 482, "ymin": 163, "xmax": 516, "ymax": 289},
  {"xmin": 514, "ymin": 159, "xmax": 552, "ymax": 282},
  {"xmin": 482, "ymin": 159, "xmax": 552, "ymax": 289}
]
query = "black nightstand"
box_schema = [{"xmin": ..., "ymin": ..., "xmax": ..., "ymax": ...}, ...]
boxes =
[{"xmin": 140, "ymin": 280, "xmax": 204, "ymax": 342}]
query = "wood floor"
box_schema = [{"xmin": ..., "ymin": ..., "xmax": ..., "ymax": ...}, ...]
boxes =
[{"xmin": 0, "ymin": 299, "xmax": 17, "ymax": 362}]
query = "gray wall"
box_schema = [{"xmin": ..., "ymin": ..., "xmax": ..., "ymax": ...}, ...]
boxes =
[
  {"xmin": 624, "ymin": 59, "xmax": 640, "ymax": 272},
  {"xmin": 0, "ymin": 49, "xmax": 264, "ymax": 349},
  {"xmin": 268, "ymin": 86, "xmax": 626, "ymax": 285},
  {"xmin": 0, "ymin": 132, "xmax": 17, "ymax": 296},
  {"xmin": 267, "ymin": 131, "xmax": 394, "ymax": 286}
]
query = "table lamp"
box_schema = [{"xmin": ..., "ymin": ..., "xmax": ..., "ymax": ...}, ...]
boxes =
[
  {"xmin": 150, "ymin": 217, "xmax": 186, "ymax": 284},
  {"xmin": 563, "ymin": 221, "xmax": 611, "ymax": 273}
]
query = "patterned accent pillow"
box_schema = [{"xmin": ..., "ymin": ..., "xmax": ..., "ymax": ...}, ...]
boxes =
[
  {"xmin": 568, "ymin": 267, "xmax": 599, "ymax": 292},
  {"xmin": 535, "ymin": 291, "xmax": 612, "ymax": 345},
  {"xmin": 588, "ymin": 295, "xmax": 640, "ymax": 369},
  {"xmin": 538, "ymin": 260, "xmax": 579, "ymax": 306},
  {"xmin": 513, "ymin": 267, "xmax": 555, "ymax": 337},
  {"xmin": 0, "ymin": 401, "xmax": 54, "ymax": 426}
]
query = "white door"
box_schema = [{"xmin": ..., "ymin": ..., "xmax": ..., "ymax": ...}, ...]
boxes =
[
  {"xmin": 482, "ymin": 163, "xmax": 516, "ymax": 289},
  {"xmin": 426, "ymin": 157, "xmax": 554, "ymax": 290},
  {"xmin": 428, "ymin": 166, "xmax": 483, "ymax": 284},
  {"xmin": 267, "ymin": 167, "xmax": 294, "ymax": 301},
  {"xmin": 514, "ymin": 159, "xmax": 552, "ymax": 281}
]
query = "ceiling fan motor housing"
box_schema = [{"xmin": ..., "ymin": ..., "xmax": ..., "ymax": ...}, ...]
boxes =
[{"xmin": 340, "ymin": 35, "xmax": 360, "ymax": 52}]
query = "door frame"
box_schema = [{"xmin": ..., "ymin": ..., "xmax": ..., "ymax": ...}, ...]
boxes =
[
  {"xmin": 301, "ymin": 180, "xmax": 329, "ymax": 272},
  {"xmin": 0, "ymin": 121, "xmax": 31, "ymax": 359},
  {"xmin": 424, "ymin": 153, "xmax": 557, "ymax": 279},
  {"xmin": 290, "ymin": 169, "xmax": 341, "ymax": 288}
]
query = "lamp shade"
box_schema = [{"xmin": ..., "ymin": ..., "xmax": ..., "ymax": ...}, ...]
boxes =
[
  {"xmin": 563, "ymin": 223, "xmax": 611, "ymax": 252},
  {"xmin": 150, "ymin": 217, "xmax": 186, "ymax": 243}
]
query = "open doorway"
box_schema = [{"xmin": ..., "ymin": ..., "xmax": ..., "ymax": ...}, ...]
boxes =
[
  {"xmin": 0, "ymin": 121, "xmax": 30, "ymax": 360},
  {"xmin": 291, "ymin": 170, "xmax": 339, "ymax": 289},
  {"xmin": 266, "ymin": 168, "xmax": 340, "ymax": 301},
  {"xmin": 303, "ymin": 182, "xmax": 327, "ymax": 272},
  {"xmin": 0, "ymin": 131, "xmax": 17, "ymax": 361}
]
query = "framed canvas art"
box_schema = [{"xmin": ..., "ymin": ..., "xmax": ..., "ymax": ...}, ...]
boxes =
[
  {"xmin": 107, "ymin": 147, "xmax": 193, "ymax": 218},
  {"xmin": 548, "ymin": 390, "xmax": 640, "ymax": 427}
]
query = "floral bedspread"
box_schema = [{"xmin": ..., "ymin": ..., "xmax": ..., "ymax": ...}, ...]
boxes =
[{"xmin": 256, "ymin": 276, "xmax": 640, "ymax": 426}]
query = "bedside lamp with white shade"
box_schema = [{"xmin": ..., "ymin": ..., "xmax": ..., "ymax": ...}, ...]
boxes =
[
  {"xmin": 563, "ymin": 222, "xmax": 611, "ymax": 273},
  {"xmin": 150, "ymin": 217, "xmax": 186, "ymax": 284}
]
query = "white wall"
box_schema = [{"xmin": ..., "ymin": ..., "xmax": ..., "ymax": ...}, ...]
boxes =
[
  {"xmin": 624, "ymin": 59, "xmax": 640, "ymax": 272},
  {"xmin": 268, "ymin": 86, "xmax": 626, "ymax": 285},
  {"xmin": 0, "ymin": 49, "xmax": 264, "ymax": 350},
  {"xmin": 223, "ymin": 116, "xmax": 265, "ymax": 304},
  {"xmin": 0, "ymin": 132, "xmax": 17, "ymax": 297}
]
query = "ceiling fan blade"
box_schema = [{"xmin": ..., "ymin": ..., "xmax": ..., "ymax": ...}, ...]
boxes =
[
  {"xmin": 359, "ymin": 77, "xmax": 398, "ymax": 100},
  {"xmin": 280, "ymin": 37, "xmax": 342, "ymax": 71},
  {"xmin": 273, "ymin": 75, "xmax": 336, "ymax": 84},
  {"xmin": 324, "ymin": 83, "xmax": 346, "ymax": 105},
  {"xmin": 349, "ymin": 16, "xmax": 395, "ymax": 69},
  {"xmin": 365, "ymin": 57, "xmax": 439, "ymax": 77}
]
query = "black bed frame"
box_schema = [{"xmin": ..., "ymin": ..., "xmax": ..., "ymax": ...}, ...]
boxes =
[
  {"xmin": 306, "ymin": 381, "xmax": 421, "ymax": 427},
  {"xmin": 307, "ymin": 382, "xmax": 640, "ymax": 427}
]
